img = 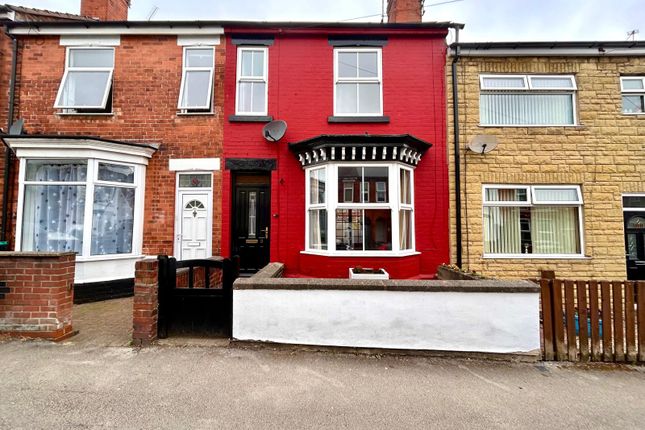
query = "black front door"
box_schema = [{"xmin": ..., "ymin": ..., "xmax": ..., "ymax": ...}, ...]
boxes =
[
  {"xmin": 232, "ymin": 184, "xmax": 270, "ymax": 273},
  {"xmin": 624, "ymin": 211, "xmax": 645, "ymax": 280}
]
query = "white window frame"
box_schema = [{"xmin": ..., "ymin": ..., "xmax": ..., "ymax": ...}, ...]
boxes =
[
  {"xmin": 304, "ymin": 162, "xmax": 416, "ymax": 257},
  {"xmin": 54, "ymin": 47, "xmax": 115, "ymax": 110},
  {"xmin": 620, "ymin": 76, "xmax": 645, "ymax": 115},
  {"xmin": 479, "ymin": 74, "xmax": 578, "ymax": 127},
  {"xmin": 482, "ymin": 184, "xmax": 585, "ymax": 259},
  {"xmin": 376, "ymin": 181, "xmax": 387, "ymax": 203},
  {"xmin": 16, "ymin": 157, "xmax": 145, "ymax": 262},
  {"xmin": 177, "ymin": 46, "xmax": 215, "ymax": 112},
  {"xmin": 235, "ymin": 46, "xmax": 268, "ymax": 116},
  {"xmin": 333, "ymin": 47, "xmax": 383, "ymax": 117}
]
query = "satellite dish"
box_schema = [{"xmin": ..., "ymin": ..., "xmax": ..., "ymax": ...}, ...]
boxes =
[
  {"xmin": 263, "ymin": 120, "xmax": 287, "ymax": 142},
  {"xmin": 467, "ymin": 135, "xmax": 499, "ymax": 154},
  {"xmin": 9, "ymin": 119, "xmax": 24, "ymax": 135}
]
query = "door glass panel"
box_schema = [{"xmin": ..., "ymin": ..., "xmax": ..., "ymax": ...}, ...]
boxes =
[
  {"xmin": 627, "ymin": 234, "xmax": 638, "ymax": 258},
  {"xmin": 248, "ymin": 192, "xmax": 257, "ymax": 238},
  {"xmin": 627, "ymin": 216, "xmax": 645, "ymax": 229},
  {"xmin": 179, "ymin": 174, "xmax": 211, "ymax": 188}
]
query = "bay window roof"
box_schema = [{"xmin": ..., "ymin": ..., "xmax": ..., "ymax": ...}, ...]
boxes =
[{"xmin": 289, "ymin": 134, "xmax": 431, "ymax": 168}]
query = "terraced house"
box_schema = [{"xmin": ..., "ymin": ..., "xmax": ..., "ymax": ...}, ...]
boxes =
[
  {"xmin": 0, "ymin": 0, "xmax": 461, "ymax": 304},
  {"xmin": 448, "ymin": 41, "xmax": 645, "ymax": 280}
]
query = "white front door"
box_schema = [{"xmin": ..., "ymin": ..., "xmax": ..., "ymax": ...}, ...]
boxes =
[{"xmin": 180, "ymin": 194, "xmax": 209, "ymax": 260}]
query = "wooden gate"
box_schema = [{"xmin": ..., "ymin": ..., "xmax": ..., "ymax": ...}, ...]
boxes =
[
  {"xmin": 540, "ymin": 279, "xmax": 645, "ymax": 363},
  {"xmin": 157, "ymin": 255, "xmax": 239, "ymax": 339}
]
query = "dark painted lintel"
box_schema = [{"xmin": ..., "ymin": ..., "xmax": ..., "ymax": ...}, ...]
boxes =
[
  {"xmin": 225, "ymin": 158, "xmax": 277, "ymax": 171},
  {"xmin": 231, "ymin": 37, "xmax": 275, "ymax": 46}
]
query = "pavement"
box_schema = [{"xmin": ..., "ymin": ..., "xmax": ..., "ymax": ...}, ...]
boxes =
[{"xmin": 0, "ymin": 298, "xmax": 644, "ymax": 429}]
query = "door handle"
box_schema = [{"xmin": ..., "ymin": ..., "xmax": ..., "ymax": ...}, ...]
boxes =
[{"xmin": 263, "ymin": 227, "xmax": 269, "ymax": 238}]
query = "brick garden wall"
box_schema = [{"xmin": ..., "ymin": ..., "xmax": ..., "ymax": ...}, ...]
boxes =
[
  {"xmin": 6, "ymin": 34, "xmax": 226, "ymax": 256},
  {"xmin": 447, "ymin": 55, "xmax": 645, "ymax": 279},
  {"xmin": 0, "ymin": 252, "xmax": 75, "ymax": 340}
]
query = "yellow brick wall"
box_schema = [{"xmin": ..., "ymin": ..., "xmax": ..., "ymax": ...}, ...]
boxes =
[{"xmin": 446, "ymin": 55, "xmax": 645, "ymax": 280}]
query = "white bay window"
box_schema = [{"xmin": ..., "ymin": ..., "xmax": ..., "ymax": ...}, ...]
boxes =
[
  {"xmin": 483, "ymin": 185, "xmax": 584, "ymax": 258},
  {"xmin": 306, "ymin": 163, "xmax": 414, "ymax": 255}
]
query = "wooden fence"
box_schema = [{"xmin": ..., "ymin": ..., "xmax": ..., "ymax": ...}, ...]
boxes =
[{"xmin": 540, "ymin": 279, "xmax": 644, "ymax": 363}]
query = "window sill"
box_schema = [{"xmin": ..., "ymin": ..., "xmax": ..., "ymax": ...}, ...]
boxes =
[
  {"xmin": 177, "ymin": 111, "xmax": 215, "ymax": 116},
  {"xmin": 621, "ymin": 112, "xmax": 645, "ymax": 116},
  {"xmin": 76, "ymin": 254, "xmax": 144, "ymax": 262},
  {"xmin": 482, "ymin": 254, "xmax": 590, "ymax": 260},
  {"xmin": 301, "ymin": 250, "xmax": 420, "ymax": 258},
  {"xmin": 229, "ymin": 115, "xmax": 273, "ymax": 122},
  {"xmin": 56, "ymin": 112, "xmax": 114, "ymax": 117},
  {"xmin": 328, "ymin": 116, "xmax": 390, "ymax": 123},
  {"xmin": 478, "ymin": 124, "xmax": 582, "ymax": 128}
]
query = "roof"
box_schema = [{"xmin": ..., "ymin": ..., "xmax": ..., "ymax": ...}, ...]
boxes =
[
  {"xmin": 451, "ymin": 41, "xmax": 645, "ymax": 57},
  {"xmin": 6, "ymin": 19, "xmax": 463, "ymax": 31},
  {"xmin": 289, "ymin": 134, "xmax": 432, "ymax": 168},
  {"xmin": 0, "ymin": 4, "xmax": 93, "ymax": 22}
]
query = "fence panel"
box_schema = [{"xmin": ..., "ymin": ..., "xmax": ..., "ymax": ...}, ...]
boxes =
[{"xmin": 540, "ymin": 278, "xmax": 643, "ymax": 364}]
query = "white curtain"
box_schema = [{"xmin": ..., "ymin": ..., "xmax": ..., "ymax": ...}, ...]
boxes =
[
  {"xmin": 399, "ymin": 209, "xmax": 412, "ymax": 250},
  {"xmin": 22, "ymin": 163, "xmax": 86, "ymax": 253},
  {"xmin": 484, "ymin": 206, "xmax": 521, "ymax": 254},
  {"xmin": 309, "ymin": 209, "xmax": 327, "ymax": 250},
  {"xmin": 480, "ymin": 93, "xmax": 574, "ymax": 125},
  {"xmin": 91, "ymin": 186, "xmax": 135, "ymax": 255},
  {"xmin": 531, "ymin": 207, "xmax": 579, "ymax": 254}
]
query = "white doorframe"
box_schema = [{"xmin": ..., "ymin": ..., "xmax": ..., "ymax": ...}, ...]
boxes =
[{"xmin": 174, "ymin": 172, "xmax": 213, "ymax": 260}]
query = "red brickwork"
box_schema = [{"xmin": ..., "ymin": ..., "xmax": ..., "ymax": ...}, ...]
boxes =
[
  {"xmin": 132, "ymin": 258, "xmax": 158, "ymax": 346},
  {"xmin": 0, "ymin": 252, "xmax": 75, "ymax": 340},
  {"xmin": 387, "ymin": 0, "xmax": 423, "ymax": 23},
  {"xmin": 81, "ymin": 0, "xmax": 130, "ymax": 21},
  {"xmin": 9, "ymin": 35, "xmax": 225, "ymax": 257}
]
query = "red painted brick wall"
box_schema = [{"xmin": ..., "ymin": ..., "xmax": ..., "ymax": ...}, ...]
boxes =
[
  {"xmin": 8, "ymin": 35, "xmax": 225, "ymax": 258},
  {"xmin": 0, "ymin": 252, "xmax": 75, "ymax": 340},
  {"xmin": 222, "ymin": 28, "xmax": 450, "ymax": 278}
]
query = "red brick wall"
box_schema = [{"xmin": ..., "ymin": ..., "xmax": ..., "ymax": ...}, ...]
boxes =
[
  {"xmin": 81, "ymin": 0, "xmax": 130, "ymax": 21},
  {"xmin": 0, "ymin": 252, "xmax": 75, "ymax": 340},
  {"xmin": 132, "ymin": 257, "xmax": 157, "ymax": 345},
  {"xmin": 222, "ymin": 29, "xmax": 450, "ymax": 278},
  {"xmin": 387, "ymin": 0, "xmax": 423, "ymax": 23},
  {"xmin": 9, "ymin": 35, "xmax": 225, "ymax": 257}
]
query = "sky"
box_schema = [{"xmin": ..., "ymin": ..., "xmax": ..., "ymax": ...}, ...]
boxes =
[{"xmin": 7, "ymin": 0, "xmax": 645, "ymax": 43}]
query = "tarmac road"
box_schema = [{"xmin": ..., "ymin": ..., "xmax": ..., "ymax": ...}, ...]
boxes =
[{"xmin": 0, "ymin": 340, "xmax": 644, "ymax": 429}]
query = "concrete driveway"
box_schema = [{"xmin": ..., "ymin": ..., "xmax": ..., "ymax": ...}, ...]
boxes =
[{"xmin": 0, "ymin": 339, "xmax": 643, "ymax": 429}]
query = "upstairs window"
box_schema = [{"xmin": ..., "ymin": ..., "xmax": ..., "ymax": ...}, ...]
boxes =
[
  {"xmin": 178, "ymin": 47, "xmax": 215, "ymax": 113},
  {"xmin": 620, "ymin": 76, "xmax": 645, "ymax": 114},
  {"xmin": 479, "ymin": 74, "xmax": 577, "ymax": 126},
  {"xmin": 55, "ymin": 48, "xmax": 114, "ymax": 113},
  {"xmin": 236, "ymin": 47, "xmax": 268, "ymax": 115},
  {"xmin": 334, "ymin": 48, "xmax": 382, "ymax": 116}
]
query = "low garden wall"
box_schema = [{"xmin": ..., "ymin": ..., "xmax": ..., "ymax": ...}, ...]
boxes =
[
  {"xmin": 0, "ymin": 252, "xmax": 75, "ymax": 341},
  {"xmin": 233, "ymin": 264, "xmax": 541, "ymax": 355}
]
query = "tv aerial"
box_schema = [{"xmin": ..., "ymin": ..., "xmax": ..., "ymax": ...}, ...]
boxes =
[
  {"xmin": 262, "ymin": 120, "xmax": 287, "ymax": 142},
  {"xmin": 467, "ymin": 135, "xmax": 498, "ymax": 154}
]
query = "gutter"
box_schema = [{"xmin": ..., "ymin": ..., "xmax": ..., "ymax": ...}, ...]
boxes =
[
  {"xmin": 451, "ymin": 28, "xmax": 462, "ymax": 268},
  {"xmin": 1, "ymin": 34, "xmax": 17, "ymax": 250}
]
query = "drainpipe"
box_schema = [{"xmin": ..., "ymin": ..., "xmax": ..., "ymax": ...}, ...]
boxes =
[
  {"xmin": 451, "ymin": 27, "xmax": 462, "ymax": 268},
  {"xmin": 1, "ymin": 34, "xmax": 17, "ymax": 251}
]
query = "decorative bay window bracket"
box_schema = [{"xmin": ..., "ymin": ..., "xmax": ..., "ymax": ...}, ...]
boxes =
[{"xmin": 289, "ymin": 134, "xmax": 431, "ymax": 168}]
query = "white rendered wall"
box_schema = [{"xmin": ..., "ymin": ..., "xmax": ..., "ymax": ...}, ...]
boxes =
[{"xmin": 233, "ymin": 289, "xmax": 540, "ymax": 354}]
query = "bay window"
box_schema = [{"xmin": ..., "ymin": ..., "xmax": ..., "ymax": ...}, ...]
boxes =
[
  {"xmin": 479, "ymin": 74, "xmax": 577, "ymax": 126},
  {"xmin": 483, "ymin": 185, "xmax": 584, "ymax": 257},
  {"xmin": 20, "ymin": 159, "xmax": 142, "ymax": 258},
  {"xmin": 306, "ymin": 163, "xmax": 414, "ymax": 254}
]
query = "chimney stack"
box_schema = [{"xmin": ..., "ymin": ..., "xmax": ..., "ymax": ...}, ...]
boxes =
[
  {"xmin": 81, "ymin": 0, "xmax": 130, "ymax": 21},
  {"xmin": 387, "ymin": 0, "xmax": 423, "ymax": 23}
]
